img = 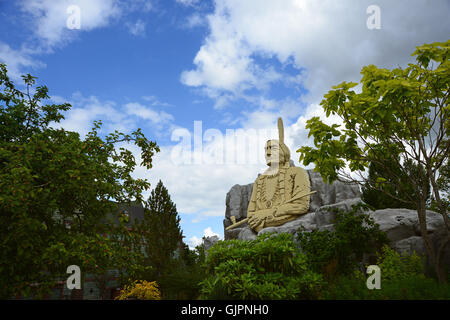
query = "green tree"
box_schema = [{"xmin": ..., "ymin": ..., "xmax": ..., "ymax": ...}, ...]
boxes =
[
  {"xmin": 0, "ymin": 64, "xmax": 159, "ymax": 298},
  {"xmin": 362, "ymin": 158, "xmax": 431, "ymax": 210},
  {"xmin": 297, "ymin": 40, "xmax": 450, "ymax": 283},
  {"xmin": 137, "ymin": 180, "xmax": 183, "ymax": 279},
  {"xmin": 430, "ymin": 138, "xmax": 450, "ymax": 212},
  {"xmin": 297, "ymin": 204, "xmax": 388, "ymax": 278}
]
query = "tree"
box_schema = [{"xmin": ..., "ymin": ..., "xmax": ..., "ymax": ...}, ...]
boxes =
[
  {"xmin": 362, "ymin": 158, "xmax": 431, "ymax": 210},
  {"xmin": 297, "ymin": 40, "xmax": 449, "ymax": 283},
  {"xmin": 0, "ymin": 64, "xmax": 159, "ymax": 298},
  {"xmin": 430, "ymin": 138, "xmax": 450, "ymax": 212},
  {"xmin": 137, "ymin": 180, "xmax": 183, "ymax": 279}
]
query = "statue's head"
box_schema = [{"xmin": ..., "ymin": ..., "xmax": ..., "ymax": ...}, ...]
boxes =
[
  {"xmin": 265, "ymin": 139, "xmax": 290, "ymax": 167},
  {"xmin": 265, "ymin": 117, "xmax": 291, "ymax": 167}
]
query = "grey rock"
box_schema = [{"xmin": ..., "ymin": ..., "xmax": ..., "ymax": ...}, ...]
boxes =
[
  {"xmin": 203, "ymin": 235, "xmax": 219, "ymax": 252},
  {"xmin": 366, "ymin": 209, "xmax": 444, "ymax": 242},
  {"xmin": 258, "ymin": 212, "xmax": 318, "ymax": 236},
  {"xmin": 225, "ymin": 183, "xmax": 253, "ymax": 221},
  {"xmin": 238, "ymin": 226, "xmax": 257, "ymax": 241},
  {"xmin": 430, "ymin": 227, "xmax": 450, "ymax": 269},
  {"xmin": 314, "ymin": 198, "xmax": 364, "ymax": 227},
  {"xmin": 393, "ymin": 236, "xmax": 425, "ymax": 256},
  {"xmin": 223, "ymin": 224, "xmax": 245, "ymax": 240},
  {"xmin": 307, "ymin": 170, "xmax": 361, "ymax": 212},
  {"xmin": 317, "ymin": 224, "xmax": 335, "ymax": 232}
]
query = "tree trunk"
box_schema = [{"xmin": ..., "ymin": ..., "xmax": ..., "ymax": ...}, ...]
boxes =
[
  {"xmin": 416, "ymin": 199, "xmax": 446, "ymax": 283},
  {"xmin": 427, "ymin": 167, "xmax": 450, "ymax": 232},
  {"xmin": 436, "ymin": 234, "xmax": 449, "ymax": 284}
]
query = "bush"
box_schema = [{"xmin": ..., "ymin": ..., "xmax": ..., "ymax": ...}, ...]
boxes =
[
  {"xmin": 115, "ymin": 280, "xmax": 161, "ymax": 300},
  {"xmin": 157, "ymin": 266, "xmax": 203, "ymax": 299},
  {"xmin": 199, "ymin": 233, "xmax": 324, "ymax": 300},
  {"xmin": 297, "ymin": 204, "xmax": 389, "ymax": 277},
  {"xmin": 322, "ymin": 272, "xmax": 450, "ymax": 300},
  {"xmin": 377, "ymin": 245, "xmax": 424, "ymax": 281},
  {"xmin": 322, "ymin": 246, "xmax": 450, "ymax": 300}
]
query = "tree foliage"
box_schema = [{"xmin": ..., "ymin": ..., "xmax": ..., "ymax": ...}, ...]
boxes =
[
  {"xmin": 115, "ymin": 280, "xmax": 161, "ymax": 300},
  {"xmin": 297, "ymin": 40, "xmax": 450, "ymax": 283},
  {"xmin": 199, "ymin": 233, "xmax": 324, "ymax": 300},
  {"xmin": 297, "ymin": 204, "xmax": 388, "ymax": 278},
  {"xmin": 362, "ymin": 158, "xmax": 430, "ymax": 210},
  {"xmin": 0, "ymin": 64, "xmax": 159, "ymax": 298},
  {"xmin": 137, "ymin": 180, "xmax": 183, "ymax": 278}
]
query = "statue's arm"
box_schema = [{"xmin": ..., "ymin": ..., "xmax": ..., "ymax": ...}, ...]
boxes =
[{"xmin": 274, "ymin": 168, "xmax": 310, "ymax": 217}]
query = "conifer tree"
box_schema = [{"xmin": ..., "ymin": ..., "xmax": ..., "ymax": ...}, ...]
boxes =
[{"xmin": 139, "ymin": 180, "xmax": 182, "ymax": 275}]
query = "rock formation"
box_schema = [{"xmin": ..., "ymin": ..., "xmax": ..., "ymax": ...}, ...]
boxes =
[{"xmin": 222, "ymin": 168, "xmax": 450, "ymax": 268}]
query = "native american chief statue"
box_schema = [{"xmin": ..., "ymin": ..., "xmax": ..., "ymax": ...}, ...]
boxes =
[{"xmin": 244, "ymin": 117, "xmax": 313, "ymax": 233}]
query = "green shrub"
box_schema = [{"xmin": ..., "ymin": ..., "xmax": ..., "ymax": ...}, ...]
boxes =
[
  {"xmin": 297, "ymin": 204, "xmax": 389, "ymax": 277},
  {"xmin": 322, "ymin": 272, "xmax": 450, "ymax": 300},
  {"xmin": 377, "ymin": 245, "xmax": 424, "ymax": 281},
  {"xmin": 199, "ymin": 233, "xmax": 324, "ymax": 300},
  {"xmin": 322, "ymin": 246, "xmax": 450, "ymax": 300}
]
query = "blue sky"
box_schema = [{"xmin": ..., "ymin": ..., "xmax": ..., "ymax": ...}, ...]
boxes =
[{"xmin": 1, "ymin": 0, "xmax": 449, "ymax": 248}]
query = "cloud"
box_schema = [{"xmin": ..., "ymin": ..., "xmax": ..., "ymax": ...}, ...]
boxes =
[
  {"xmin": 2, "ymin": 0, "xmax": 155, "ymax": 77},
  {"xmin": 124, "ymin": 102, "xmax": 174, "ymax": 124},
  {"xmin": 204, "ymin": 226, "xmax": 220, "ymax": 238},
  {"xmin": 51, "ymin": 93, "xmax": 136, "ymax": 137},
  {"xmin": 126, "ymin": 19, "xmax": 146, "ymax": 36},
  {"xmin": 181, "ymin": 0, "xmax": 450, "ymax": 108},
  {"xmin": 142, "ymin": 95, "xmax": 174, "ymax": 107},
  {"xmin": 187, "ymin": 227, "xmax": 221, "ymax": 249},
  {"xmin": 0, "ymin": 42, "xmax": 45, "ymax": 81},
  {"xmin": 0, "ymin": 0, "xmax": 124, "ymax": 79},
  {"xmin": 19, "ymin": 0, "xmax": 122, "ymax": 47},
  {"xmin": 183, "ymin": 13, "xmax": 207, "ymax": 29},
  {"xmin": 176, "ymin": 0, "xmax": 200, "ymax": 7}
]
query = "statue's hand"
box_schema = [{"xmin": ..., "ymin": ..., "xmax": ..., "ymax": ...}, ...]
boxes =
[{"xmin": 248, "ymin": 210, "xmax": 275, "ymax": 231}]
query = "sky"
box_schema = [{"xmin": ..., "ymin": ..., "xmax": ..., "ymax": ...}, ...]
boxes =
[{"xmin": 1, "ymin": 0, "xmax": 449, "ymax": 249}]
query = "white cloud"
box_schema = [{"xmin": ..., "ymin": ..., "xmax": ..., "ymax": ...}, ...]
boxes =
[
  {"xmin": 176, "ymin": 0, "xmax": 200, "ymax": 7},
  {"xmin": 187, "ymin": 236, "xmax": 202, "ymax": 249},
  {"xmin": 51, "ymin": 93, "xmax": 136, "ymax": 137},
  {"xmin": 3, "ymin": 0, "xmax": 155, "ymax": 77},
  {"xmin": 126, "ymin": 19, "xmax": 146, "ymax": 36},
  {"xmin": 19, "ymin": 0, "xmax": 121, "ymax": 47},
  {"xmin": 181, "ymin": 0, "xmax": 450, "ymax": 108},
  {"xmin": 0, "ymin": 42, "xmax": 45, "ymax": 81},
  {"xmin": 204, "ymin": 227, "xmax": 220, "ymax": 238},
  {"xmin": 179, "ymin": 0, "xmax": 450, "ymax": 177},
  {"xmin": 124, "ymin": 102, "xmax": 174, "ymax": 124},
  {"xmin": 187, "ymin": 227, "xmax": 221, "ymax": 249},
  {"xmin": 142, "ymin": 95, "xmax": 173, "ymax": 107},
  {"xmin": 0, "ymin": 0, "xmax": 124, "ymax": 78},
  {"xmin": 183, "ymin": 13, "xmax": 207, "ymax": 29}
]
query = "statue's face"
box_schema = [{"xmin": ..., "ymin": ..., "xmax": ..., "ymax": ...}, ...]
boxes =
[{"xmin": 265, "ymin": 140, "xmax": 282, "ymax": 167}]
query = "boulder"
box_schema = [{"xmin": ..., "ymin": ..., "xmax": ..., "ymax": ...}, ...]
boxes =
[
  {"xmin": 225, "ymin": 183, "xmax": 253, "ymax": 221},
  {"xmin": 202, "ymin": 235, "xmax": 219, "ymax": 256},
  {"xmin": 308, "ymin": 170, "xmax": 361, "ymax": 212},
  {"xmin": 392, "ymin": 236, "xmax": 425, "ymax": 256},
  {"xmin": 367, "ymin": 209, "xmax": 444, "ymax": 242}
]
